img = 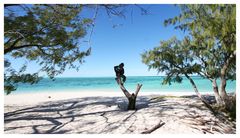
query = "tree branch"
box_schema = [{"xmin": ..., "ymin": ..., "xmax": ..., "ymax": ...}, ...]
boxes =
[
  {"xmin": 4, "ymin": 37, "xmax": 14, "ymax": 46},
  {"xmin": 4, "ymin": 4, "xmax": 20, "ymax": 7},
  {"xmin": 4, "ymin": 31, "xmax": 25, "ymax": 38},
  {"xmin": 116, "ymin": 77, "xmax": 131, "ymax": 98},
  {"xmin": 4, "ymin": 43, "xmax": 60, "ymax": 54},
  {"xmin": 4, "ymin": 19, "xmax": 55, "ymax": 54},
  {"xmin": 87, "ymin": 5, "xmax": 99, "ymax": 47},
  {"xmin": 141, "ymin": 120, "xmax": 165, "ymax": 134},
  {"xmin": 116, "ymin": 77, "xmax": 143, "ymax": 99},
  {"xmin": 198, "ymin": 71, "xmax": 213, "ymax": 81},
  {"xmin": 135, "ymin": 84, "xmax": 143, "ymax": 97},
  {"xmin": 221, "ymin": 50, "xmax": 236, "ymax": 78}
]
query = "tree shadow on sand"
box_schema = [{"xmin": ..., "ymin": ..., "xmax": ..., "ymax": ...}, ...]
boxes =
[
  {"xmin": 4, "ymin": 96, "xmax": 150, "ymax": 134},
  {"xmin": 4, "ymin": 95, "xmax": 235, "ymax": 134}
]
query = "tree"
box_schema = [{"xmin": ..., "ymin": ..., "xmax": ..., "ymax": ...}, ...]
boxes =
[
  {"xmin": 4, "ymin": 4, "xmax": 130, "ymax": 94},
  {"xmin": 116, "ymin": 77, "xmax": 142, "ymax": 110},
  {"xmin": 142, "ymin": 37, "xmax": 215, "ymax": 113},
  {"xmin": 165, "ymin": 4, "xmax": 236, "ymax": 110},
  {"xmin": 4, "ymin": 4, "xmax": 93, "ymax": 94},
  {"xmin": 142, "ymin": 4, "xmax": 236, "ymax": 111}
]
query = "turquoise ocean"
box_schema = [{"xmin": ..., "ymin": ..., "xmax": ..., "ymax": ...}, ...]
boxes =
[{"xmin": 13, "ymin": 76, "xmax": 236, "ymax": 94}]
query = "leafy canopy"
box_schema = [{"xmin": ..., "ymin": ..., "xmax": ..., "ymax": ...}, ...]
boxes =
[
  {"xmin": 142, "ymin": 4, "xmax": 236, "ymax": 85},
  {"xmin": 4, "ymin": 5, "xmax": 92, "ymax": 94},
  {"xmin": 4, "ymin": 4, "xmax": 144, "ymax": 94},
  {"xmin": 142, "ymin": 36, "xmax": 201, "ymax": 85}
]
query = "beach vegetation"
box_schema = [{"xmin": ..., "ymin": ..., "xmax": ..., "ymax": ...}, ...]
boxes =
[
  {"xmin": 4, "ymin": 4, "xmax": 129, "ymax": 94},
  {"xmin": 142, "ymin": 4, "xmax": 236, "ymax": 112},
  {"xmin": 4, "ymin": 4, "xmax": 91, "ymax": 94}
]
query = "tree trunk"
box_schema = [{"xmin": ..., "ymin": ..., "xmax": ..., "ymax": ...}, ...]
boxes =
[
  {"xmin": 116, "ymin": 77, "xmax": 142, "ymax": 110},
  {"xmin": 220, "ymin": 77, "xmax": 229, "ymax": 101},
  {"xmin": 128, "ymin": 96, "xmax": 136, "ymax": 110},
  {"xmin": 220, "ymin": 60, "xmax": 230, "ymax": 102},
  {"xmin": 220, "ymin": 77, "xmax": 233, "ymax": 110},
  {"xmin": 185, "ymin": 74, "xmax": 216, "ymax": 114},
  {"xmin": 219, "ymin": 51, "xmax": 235, "ymax": 110},
  {"xmin": 211, "ymin": 79, "xmax": 224, "ymax": 105}
]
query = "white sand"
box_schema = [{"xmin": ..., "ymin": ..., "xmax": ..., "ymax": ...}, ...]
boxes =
[
  {"xmin": 4, "ymin": 91, "xmax": 198, "ymax": 105},
  {"xmin": 4, "ymin": 91, "xmax": 236, "ymax": 134}
]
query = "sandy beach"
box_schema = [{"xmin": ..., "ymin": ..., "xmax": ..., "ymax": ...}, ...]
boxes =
[{"xmin": 4, "ymin": 91, "xmax": 236, "ymax": 134}]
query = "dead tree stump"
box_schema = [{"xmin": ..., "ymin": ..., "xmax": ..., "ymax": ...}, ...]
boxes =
[{"xmin": 116, "ymin": 77, "xmax": 142, "ymax": 110}]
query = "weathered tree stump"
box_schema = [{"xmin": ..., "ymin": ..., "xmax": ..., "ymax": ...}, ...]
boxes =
[{"xmin": 116, "ymin": 77, "xmax": 142, "ymax": 110}]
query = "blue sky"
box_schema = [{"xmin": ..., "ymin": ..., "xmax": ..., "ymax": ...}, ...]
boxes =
[{"xmin": 6, "ymin": 4, "xmax": 187, "ymax": 77}]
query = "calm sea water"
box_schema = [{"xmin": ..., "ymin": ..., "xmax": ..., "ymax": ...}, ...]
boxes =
[{"xmin": 13, "ymin": 76, "xmax": 236, "ymax": 94}]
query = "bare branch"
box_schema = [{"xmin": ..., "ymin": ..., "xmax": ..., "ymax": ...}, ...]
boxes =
[
  {"xmin": 4, "ymin": 31, "xmax": 25, "ymax": 38},
  {"xmin": 135, "ymin": 84, "xmax": 143, "ymax": 97},
  {"xmin": 116, "ymin": 77, "xmax": 131, "ymax": 98},
  {"xmin": 102, "ymin": 4, "xmax": 126, "ymax": 18},
  {"xmin": 141, "ymin": 120, "xmax": 165, "ymax": 134},
  {"xmin": 134, "ymin": 4, "xmax": 150, "ymax": 15},
  {"xmin": 87, "ymin": 5, "xmax": 99, "ymax": 47}
]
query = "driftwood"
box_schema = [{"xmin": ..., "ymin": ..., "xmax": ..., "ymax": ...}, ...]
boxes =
[
  {"xmin": 141, "ymin": 120, "xmax": 165, "ymax": 134},
  {"xmin": 116, "ymin": 77, "xmax": 142, "ymax": 110}
]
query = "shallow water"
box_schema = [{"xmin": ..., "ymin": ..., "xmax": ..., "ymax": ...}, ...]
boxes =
[{"xmin": 13, "ymin": 76, "xmax": 236, "ymax": 94}]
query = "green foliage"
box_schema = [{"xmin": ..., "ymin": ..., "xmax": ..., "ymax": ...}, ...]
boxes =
[
  {"xmin": 4, "ymin": 4, "xmax": 132, "ymax": 94},
  {"xmin": 142, "ymin": 36, "xmax": 198, "ymax": 85},
  {"xmin": 142, "ymin": 4, "xmax": 236, "ymax": 86},
  {"xmin": 164, "ymin": 4, "xmax": 236, "ymax": 55},
  {"xmin": 4, "ymin": 4, "xmax": 92, "ymax": 94},
  {"xmin": 4, "ymin": 59, "xmax": 41, "ymax": 94},
  {"xmin": 165, "ymin": 5, "xmax": 236, "ymax": 71},
  {"xmin": 4, "ymin": 73, "xmax": 41, "ymax": 95}
]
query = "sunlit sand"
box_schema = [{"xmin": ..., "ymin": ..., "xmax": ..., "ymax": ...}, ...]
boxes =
[{"xmin": 4, "ymin": 91, "xmax": 236, "ymax": 134}]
